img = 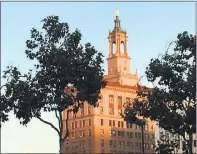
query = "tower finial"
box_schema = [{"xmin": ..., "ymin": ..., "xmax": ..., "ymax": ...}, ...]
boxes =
[{"xmin": 116, "ymin": 8, "xmax": 119, "ymax": 17}]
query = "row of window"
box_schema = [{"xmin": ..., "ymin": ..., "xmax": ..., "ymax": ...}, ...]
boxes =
[
  {"xmin": 71, "ymin": 95, "xmax": 130, "ymax": 117},
  {"xmin": 70, "ymin": 129, "xmax": 92, "ymax": 138},
  {"xmin": 102, "ymin": 140, "xmax": 154, "ymax": 150},
  {"xmin": 71, "ymin": 119, "xmax": 91, "ymax": 129},
  {"xmin": 70, "ymin": 139, "xmax": 92, "ymax": 149},
  {"xmin": 69, "ymin": 139, "xmax": 154, "ymax": 150},
  {"xmin": 109, "ymin": 151, "xmax": 142, "ymax": 154},
  {"xmin": 108, "ymin": 96, "xmax": 130, "ymax": 115},
  {"xmin": 72, "ymin": 151, "xmax": 147, "ymax": 154},
  {"xmin": 70, "ymin": 128, "xmax": 154, "ymax": 140},
  {"xmin": 104, "ymin": 119, "xmax": 154, "ymax": 131},
  {"xmin": 109, "ymin": 130, "xmax": 154, "ymax": 140},
  {"xmin": 71, "ymin": 119, "xmax": 154, "ymax": 132}
]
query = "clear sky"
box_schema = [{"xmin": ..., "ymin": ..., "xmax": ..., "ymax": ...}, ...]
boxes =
[{"xmin": 1, "ymin": 2, "xmax": 195, "ymax": 153}]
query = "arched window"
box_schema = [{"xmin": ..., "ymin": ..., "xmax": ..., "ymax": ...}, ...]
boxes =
[
  {"xmin": 112, "ymin": 42, "xmax": 116, "ymax": 54},
  {"xmin": 120, "ymin": 41, "xmax": 124, "ymax": 53}
]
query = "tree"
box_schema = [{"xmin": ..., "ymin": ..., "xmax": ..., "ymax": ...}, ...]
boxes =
[
  {"xmin": 155, "ymin": 137, "xmax": 179, "ymax": 154},
  {"xmin": 0, "ymin": 15, "xmax": 106, "ymax": 153},
  {"xmin": 123, "ymin": 31, "xmax": 196, "ymax": 154}
]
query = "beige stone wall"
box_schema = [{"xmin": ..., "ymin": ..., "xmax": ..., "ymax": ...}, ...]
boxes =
[{"xmin": 62, "ymin": 9, "xmax": 156, "ymax": 154}]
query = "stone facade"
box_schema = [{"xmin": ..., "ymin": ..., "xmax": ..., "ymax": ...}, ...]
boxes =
[{"xmin": 62, "ymin": 9, "xmax": 156, "ymax": 154}]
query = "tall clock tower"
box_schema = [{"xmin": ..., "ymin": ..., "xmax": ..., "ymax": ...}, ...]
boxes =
[{"xmin": 105, "ymin": 9, "xmax": 138, "ymax": 86}]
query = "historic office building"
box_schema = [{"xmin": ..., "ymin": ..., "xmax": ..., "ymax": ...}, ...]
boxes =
[{"xmin": 62, "ymin": 9, "xmax": 156, "ymax": 154}]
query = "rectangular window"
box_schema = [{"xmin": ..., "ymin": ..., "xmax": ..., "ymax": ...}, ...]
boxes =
[
  {"xmin": 118, "ymin": 96, "xmax": 122, "ymax": 116},
  {"xmin": 109, "ymin": 130, "xmax": 112, "ymax": 136},
  {"xmin": 89, "ymin": 139, "xmax": 92, "ymax": 147},
  {"xmin": 88, "ymin": 129, "xmax": 91, "ymax": 137},
  {"xmin": 109, "ymin": 95, "xmax": 114, "ymax": 104},
  {"xmin": 121, "ymin": 121, "xmax": 124, "ymax": 128},
  {"xmin": 121, "ymin": 141, "xmax": 125, "ymax": 148},
  {"xmin": 109, "ymin": 120, "xmax": 112, "ymax": 126},
  {"xmin": 145, "ymin": 134, "xmax": 149, "ymax": 140},
  {"xmin": 118, "ymin": 131, "xmax": 121, "ymax": 138},
  {"xmin": 126, "ymin": 122, "xmax": 130, "ymax": 128},
  {"xmin": 82, "ymin": 130, "xmax": 85, "ymax": 137},
  {"xmin": 151, "ymin": 144, "xmax": 155, "ymax": 150},
  {"xmin": 72, "ymin": 122, "xmax": 74, "ymax": 129},
  {"xmin": 151, "ymin": 125, "xmax": 154, "ymax": 131},
  {"xmin": 88, "ymin": 105, "xmax": 91, "ymax": 114},
  {"xmin": 83, "ymin": 140, "xmax": 85, "ymax": 147},
  {"xmin": 80, "ymin": 141, "xmax": 82, "ymax": 148},
  {"xmin": 118, "ymin": 121, "xmax": 120, "ymax": 127},
  {"xmin": 88, "ymin": 119, "xmax": 91, "ymax": 126},
  {"xmin": 126, "ymin": 132, "xmax": 129, "ymax": 138},
  {"xmin": 145, "ymin": 143, "xmax": 149, "ymax": 150},
  {"xmin": 118, "ymin": 96, "xmax": 122, "ymax": 106},
  {"xmin": 100, "ymin": 106, "xmax": 103, "ymax": 114},
  {"xmin": 101, "ymin": 129, "xmax": 104, "ymax": 137},
  {"xmin": 75, "ymin": 121, "xmax": 77, "ymax": 128},
  {"xmin": 112, "ymin": 130, "xmax": 116, "ymax": 137},
  {"xmin": 194, "ymin": 140, "xmax": 196, "ymax": 147},
  {"xmin": 113, "ymin": 140, "xmax": 116, "ymax": 147},
  {"xmin": 80, "ymin": 104, "xmax": 84, "ymax": 116},
  {"xmin": 126, "ymin": 97, "xmax": 130, "ymax": 103},
  {"xmin": 121, "ymin": 131, "xmax": 125, "ymax": 138},
  {"xmin": 135, "ymin": 132, "xmax": 138, "ymax": 138},
  {"xmin": 71, "ymin": 132, "xmax": 74, "ymax": 138},
  {"xmin": 145, "ymin": 124, "xmax": 148, "ymax": 131},
  {"xmin": 113, "ymin": 120, "xmax": 115, "ymax": 127},
  {"xmin": 118, "ymin": 109, "xmax": 122, "ymax": 115},
  {"xmin": 72, "ymin": 142, "xmax": 75, "ymax": 149},
  {"xmin": 83, "ymin": 120, "xmax": 85, "ymax": 127},
  {"xmin": 109, "ymin": 95, "xmax": 114, "ymax": 115},
  {"xmin": 150, "ymin": 134, "xmax": 154, "ymax": 140},
  {"xmin": 101, "ymin": 119, "xmax": 103, "ymax": 126},
  {"xmin": 79, "ymin": 131, "xmax": 82, "ymax": 137},
  {"xmin": 80, "ymin": 121, "xmax": 82, "ymax": 128},
  {"xmin": 109, "ymin": 107, "xmax": 114, "ymax": 115},
  {"xmin": 135, "ymin": 124, "xmax": 138, "ymax": 129},
  {"xmin": 130, "ymin": 132, "xmax": 133, "ymax": 139},
  {"xmin": 118, "ymin": 141, "xmax": 121, "ymax": 148},
  {"xmin": 135, "ymin": 124, "xmax": 140, "ymax": 130},
  {"xmin": 101, "ymin": 139, "xmax": 104, "ymax": 147},
  {"xmin": 135, "ymin": 143, "xmax": 141, "ymax": 150},
  {"xmin": 110, "ymin": 140, "xmax": 113, "ymax": 147},
  {"xmin": 138, "ymin": 133, "xmax": 141, "ymax": 139},
  {"xmin": 126, "ymin": 142, "xmax": 130, "ymax": 148}
]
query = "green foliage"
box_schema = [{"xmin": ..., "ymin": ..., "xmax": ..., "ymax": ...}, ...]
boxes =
[
  {"xmin": 1, "ymin": 15, "xmax": 105, "ymax": 136},
  {"xmin": 123, "ymin": 31, "xmax": 196, "ymax": 153},
  {"xmin": 155, "ymin": 137, "xmax": 179, "ymax": 154}
]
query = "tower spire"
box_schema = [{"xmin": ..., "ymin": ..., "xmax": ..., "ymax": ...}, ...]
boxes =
[
  {"xmin": 113, "ymin": 8, "xmax": 123, "ymax": 32},
  {"xmin": 116, "ymin": 8, "xmax": 119, "ymax": 17}
]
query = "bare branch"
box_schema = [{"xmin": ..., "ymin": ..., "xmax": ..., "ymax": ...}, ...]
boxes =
[
  {"xmin": 37, "ymin": 116, "xmax": 60, "ymax": 136},
  {"xmin": 165, "ymin": 41, "xmax": 177, "ymax": 55},
  {"xmin": 55, "ymin": 110, "xmax": 61, "ymax": 130},
  {"xmin": 0, "ymin": 85, "xmax": 6, "ymax": 90},
  {"xmin": 59, "ymin": 110, "xmax": 63, "ymax": 133}
]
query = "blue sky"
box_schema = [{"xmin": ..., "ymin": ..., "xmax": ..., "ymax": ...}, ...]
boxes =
[{"xmin": 1, "ymin": 2, "xmax": 195, "ymax": 153}]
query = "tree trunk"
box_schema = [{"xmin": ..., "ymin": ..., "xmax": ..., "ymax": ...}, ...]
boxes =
[
  {"xmin": 188, "ymin": 133, "xmax": 193, "ymax": 154},
  {"xmin": 59, "ymin": 138, "xmax": 63, "ymax": 154}
]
